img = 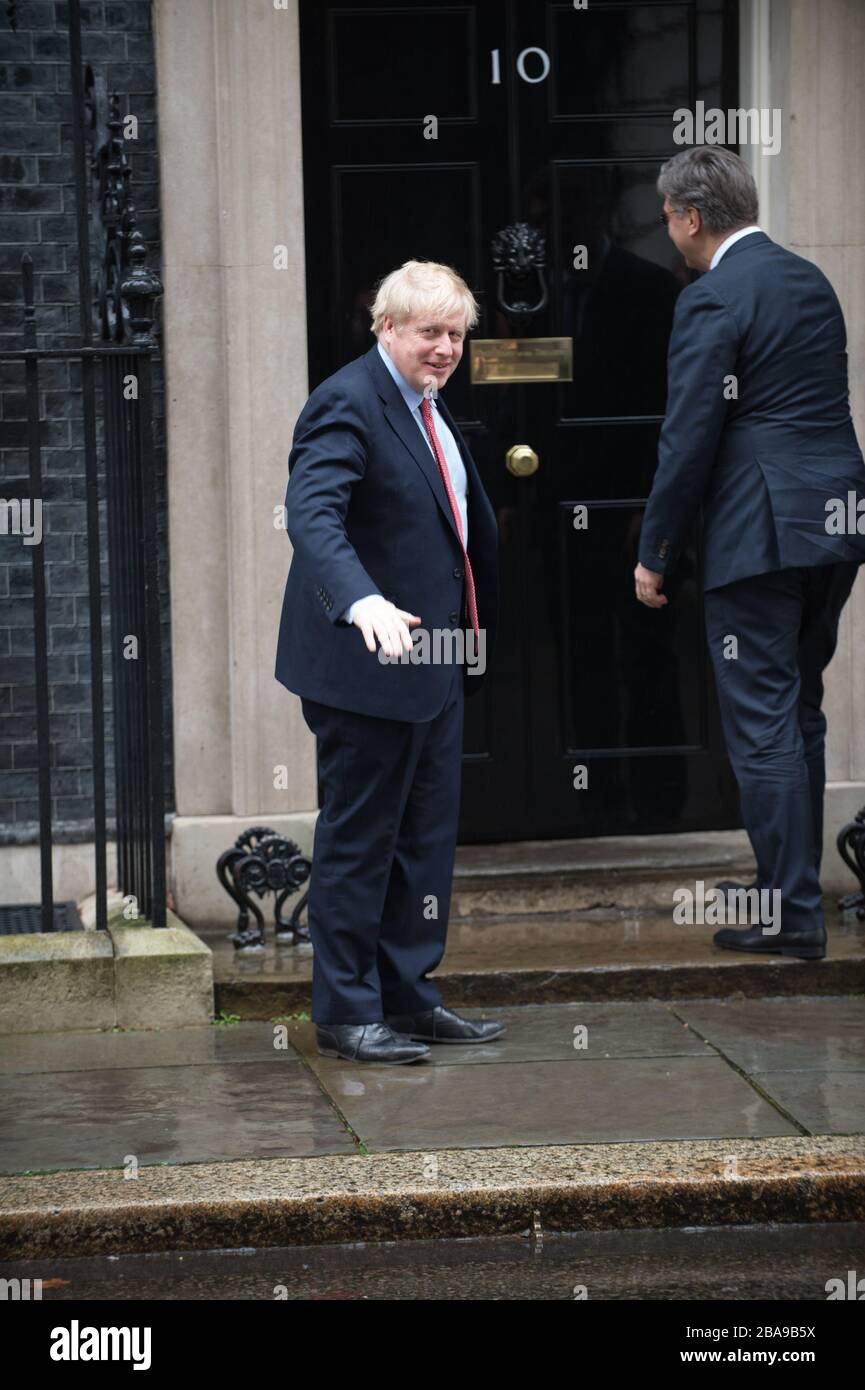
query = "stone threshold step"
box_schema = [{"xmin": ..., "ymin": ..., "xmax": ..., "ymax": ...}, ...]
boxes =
[
  {"xmin": 214, "ymin": 952, "xmax": 865, "ymax": 1017},
  {"xmin": 1, "ymin": 1136, "xmax": 861, "ymax": 1259},
  {"xmin": 451, "ymin": 832, "xmax": 758, "ymax": 916},
  {"xmin": 454, "ymin": 830, "xmax": 754, "ymax": 880},
  {"xmin": 427, "ymin": 955, "xmax": 865, "ymax": 1005}
]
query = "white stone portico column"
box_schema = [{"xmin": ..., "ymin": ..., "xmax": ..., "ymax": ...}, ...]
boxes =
[{"xmin": 154, "ymin": 0, "xmax": 317, "ymax": 927}]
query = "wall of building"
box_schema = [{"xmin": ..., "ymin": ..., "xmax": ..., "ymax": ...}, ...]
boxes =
[{"xmin": 0, "ymin": 0, "xmax": 174, "ymax": 873}]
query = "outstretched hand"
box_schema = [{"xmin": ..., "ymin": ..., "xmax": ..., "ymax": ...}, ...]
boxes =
[{"xmin": 351, "ymin": 594, "xmax": 421, "ymax": 656}]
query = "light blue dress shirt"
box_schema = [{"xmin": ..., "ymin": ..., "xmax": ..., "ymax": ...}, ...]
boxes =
[{"xmin": 343, "ymin": 342, "xmax": 469, "ymax": 623}]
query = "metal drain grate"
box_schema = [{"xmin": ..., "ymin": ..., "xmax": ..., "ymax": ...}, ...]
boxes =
[{"xmin": 0, "ymin": 902, "xmax": 85, "ymax": 935}]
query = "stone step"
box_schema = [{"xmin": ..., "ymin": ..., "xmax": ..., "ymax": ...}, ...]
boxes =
[
  {"xmin": 204, "ymin": 831, "xmax": 864, "ymax": 1015},
  {"xmin": 206, "ymin": 905, "xmax": 865, "ymax": 1017},
  {"xmin": 451, "ymin": 830, "xmax": 757, "ymax": 917},
  {"xmin": 0, "ymin": 905, "xmax": 213, "ymax": 1036}
]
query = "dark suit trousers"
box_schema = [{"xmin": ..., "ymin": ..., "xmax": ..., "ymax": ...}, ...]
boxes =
[
  {"xmin": 300, "ymin": 665, "xmax": 464, "ymax": 1024},
  {"xmin": 704, "ymin": 561, "xmax": 859, "ymax": 931}
]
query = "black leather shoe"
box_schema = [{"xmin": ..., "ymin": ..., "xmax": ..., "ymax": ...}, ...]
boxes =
[
  {"xmin": 712, "ymin": 924, "xmax": 826, "ymax": 960},
  {"xmin": 384, "ymin": 1005, "xmax": 506, "ymax": 1044},
  {"xmin": 315, "ymin": 1022, "xmax": 430, "ymax": 1064},
  {"xmin": 714, "ymin": 878, "xmax": 760, "ymax": 894}
]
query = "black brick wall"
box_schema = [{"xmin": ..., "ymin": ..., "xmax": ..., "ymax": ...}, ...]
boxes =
[{"xmin": 0, "ymin": 0, "xmax": 174, "ymax": 843}]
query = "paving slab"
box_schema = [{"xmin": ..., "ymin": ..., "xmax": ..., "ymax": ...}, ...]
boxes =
[
  {"xmin": 744, "ymin": 1072, "xmax": 865, "ymax": 1136},
  {"xmin": 674, "ymin": 998, "xmax": 865, "ymax": 1072},
  {"xmin": 304, "ymin": 1054, "xmax": 799, "ymax": 1150},
  {"xmin": 0, "ymin": 1057, "xmax": 353, "ymax": 1174},
  {"xmin": 287, "ymin": 1000, "xmax": 711, "ymax": 1067},
  {"xmin": 282, "ymin": 999, "xmax": 865, "ymax": 1148},
  {"xmin": 0, "ymin": 1020, "xmax": 299, "ymax": 1076}
]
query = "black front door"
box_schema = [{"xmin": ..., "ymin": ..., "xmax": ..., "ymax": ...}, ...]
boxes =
[{"xmin": 299, "ymin": 0, "xmax": 741, "ymax": 842}]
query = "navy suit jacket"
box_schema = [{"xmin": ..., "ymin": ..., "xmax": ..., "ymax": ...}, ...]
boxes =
[
  {"xmin": 639, "ymin": 231, "xmax": 865, "ymax": 590},
  {"xmin": 275, "ymin": 343, "xmax": 499, "ymax": 721}
]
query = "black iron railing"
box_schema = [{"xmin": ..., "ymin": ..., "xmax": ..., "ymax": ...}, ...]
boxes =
[{"xmin": 1, "ymin": 0, "xmax": 166, "ymax": 929}]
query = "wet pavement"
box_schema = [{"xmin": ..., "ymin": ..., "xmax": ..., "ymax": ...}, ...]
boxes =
[
  {"xmin": 4, "ymin": 837, "xmax": 863, "ymax": 1293},
  {"xmin": 2, "ymin": 1222, "xmax": 863, "ymax": 1300},
  {"xmin": 2, "ymin": 996, "xmax": 863, "ymax": 1269},
  {"xmin": 1, "ymin": 999, "xmax": 864, "ymax": 1174}
]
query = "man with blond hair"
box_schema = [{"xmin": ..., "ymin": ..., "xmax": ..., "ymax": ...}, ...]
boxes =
[{"xmin": 275, "ymin": 260, "xmax": 502, "ymax": 1063}]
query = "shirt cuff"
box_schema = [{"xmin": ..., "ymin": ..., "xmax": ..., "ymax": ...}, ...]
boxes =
[{"xmin": 344, "ymin": 593, "xmax": 380, "ymax": 624}]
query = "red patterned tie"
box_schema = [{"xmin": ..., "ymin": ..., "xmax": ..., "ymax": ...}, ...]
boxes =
[{"xmin": 420, "ymin": 396, "xmax": 479, "ymax": 640}]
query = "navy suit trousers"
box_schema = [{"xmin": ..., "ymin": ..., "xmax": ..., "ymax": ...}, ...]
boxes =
[
  {"xmin": 704, "ymin": 561, "xmax": 859, "ymax": 931},
  {"xmin": 300, "ymin": 664, "xmax": 464, "ymax": 1024}
]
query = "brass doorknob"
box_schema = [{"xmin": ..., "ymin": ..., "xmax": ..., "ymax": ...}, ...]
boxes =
[{"xmin": 506, "ymin": 444, "xmax": 539, "ymax": 477}]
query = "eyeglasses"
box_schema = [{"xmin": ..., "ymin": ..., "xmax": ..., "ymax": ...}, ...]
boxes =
[{"xmin": 660, "ymin": 207, "xmax": 692, "ymax": 226}]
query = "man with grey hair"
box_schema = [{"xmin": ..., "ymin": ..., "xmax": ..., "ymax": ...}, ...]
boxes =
[
  {"xmin": 275, "ymin": 261, "xmax": 502, "ymax": 1063},
  {"xmin": 636, "ymin": 145, "xmax": 865, "ymax": 959}
]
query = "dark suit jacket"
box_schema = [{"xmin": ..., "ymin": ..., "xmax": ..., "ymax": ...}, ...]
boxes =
[
  {"xmin": 275, "ymin": 343, "xmax": 499, "ymax": 721},
  {"xmin": 639, "ymin": 231, "xmax": 865, "ymax": 590}
]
